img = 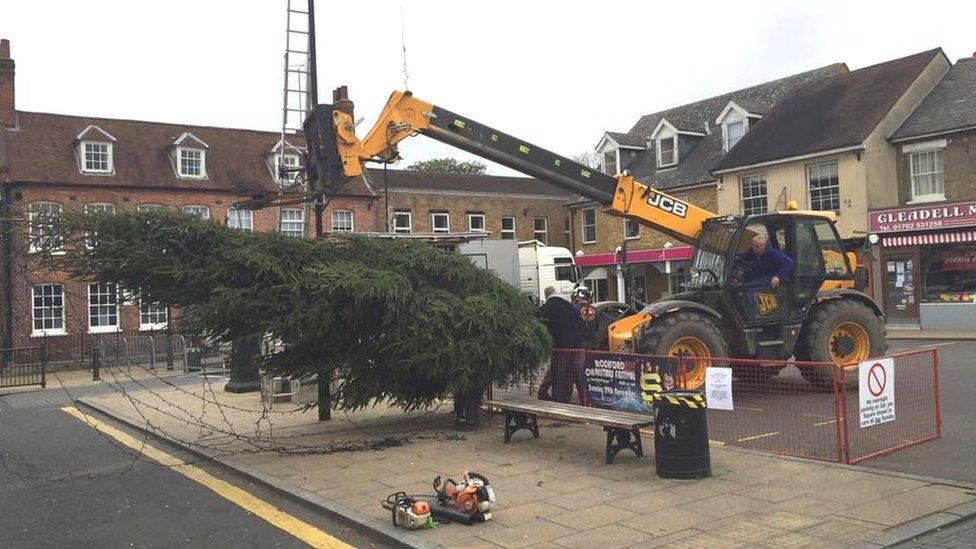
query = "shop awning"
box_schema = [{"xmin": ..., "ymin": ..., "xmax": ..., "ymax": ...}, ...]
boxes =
[
  {"xmin": 574, "ymin": 245, "xmax": 694, "ymax": 267},
  {"xmin": 883, "ymin": 230, "xmax": 976, "ymax": 247}
]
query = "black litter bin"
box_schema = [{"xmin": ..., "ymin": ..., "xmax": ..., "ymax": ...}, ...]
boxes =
[{"xmin": 653, "ymin": 391, "xmax": 710, "ymax": 479}]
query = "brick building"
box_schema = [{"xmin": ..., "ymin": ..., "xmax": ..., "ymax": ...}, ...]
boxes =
[
  {"xmin": 0, "ymin": 39, "xmax": 379, "ymax": 349},
  {"xmin": 578, "ymin": 63, "xmax": 845, "ymax": 302},
  {"xmin": 365, "ymin": 168, "xmax": 573, "ymax": 246},
  {"xmin": 875, "ymin": 54, "xmax": 976, "ymax": 329}
]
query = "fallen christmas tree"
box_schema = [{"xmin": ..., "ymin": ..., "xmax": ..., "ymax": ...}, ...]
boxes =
[{"xmin": 41, "ymin": 210, "xmax": 551, "ymax": 410}]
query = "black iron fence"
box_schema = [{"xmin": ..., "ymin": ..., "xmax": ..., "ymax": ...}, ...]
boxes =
[{"xmin": 0, "ymin": 346, "xmax": 45, "ymax": 389}]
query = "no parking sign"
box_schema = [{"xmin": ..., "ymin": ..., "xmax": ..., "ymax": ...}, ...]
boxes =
[{"xmin": 859, "ymin": 358, "xmax": 895, "ymax": 428}]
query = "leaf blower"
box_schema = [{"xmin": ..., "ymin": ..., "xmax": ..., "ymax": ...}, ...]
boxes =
[{"xmin": 430, "ymin": 471, "xmax": 495, "ymax": 523}]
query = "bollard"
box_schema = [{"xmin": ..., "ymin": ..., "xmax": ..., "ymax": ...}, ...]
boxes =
[
  {"xmin": 92, "ymin": 347, "xmax": 101, "ymax": 382},
  {"xmin": 652, "ymin": 391, "xmax": 710, "ymax": 479}
]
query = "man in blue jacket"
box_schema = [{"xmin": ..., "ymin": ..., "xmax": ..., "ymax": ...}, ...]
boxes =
[
  {"xmin": 738, "ymin": 235, "xmax": 794, "ymax": 318},
  {"xmin": 739, "ymin": 235, "xmax": 794, "ymax": 287}
]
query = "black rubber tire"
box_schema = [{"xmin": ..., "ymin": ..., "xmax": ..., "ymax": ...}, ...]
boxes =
[
  {"xmin": 637, "ymin": 311, "xmax": 728, "ymax": 390},
  {"xmin": 794, "ymin": 300, "xmax": 887, "ymax": 390}
]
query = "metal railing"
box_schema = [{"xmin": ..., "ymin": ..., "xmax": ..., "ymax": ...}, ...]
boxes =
[
  {"xmin": 490, "ymin": 348, "xmax": 942, "ymax": 464},
  {"xmin": 0, "ymin": 346, "xmax": 46, "ymax": 389}
]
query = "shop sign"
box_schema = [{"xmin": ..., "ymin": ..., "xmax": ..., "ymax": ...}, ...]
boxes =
[
  {"xmin": 869, "ymin": 200, "xmax": 976, "ymax": 233},
  {"xmin": 941, "ymin": 249, "xmax": 976, "ymax": 271}
]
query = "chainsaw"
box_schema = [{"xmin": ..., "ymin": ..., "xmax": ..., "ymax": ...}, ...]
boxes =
[{"xmin": 381, "ymin": 492, "xmax": 435, "ymax": 530}]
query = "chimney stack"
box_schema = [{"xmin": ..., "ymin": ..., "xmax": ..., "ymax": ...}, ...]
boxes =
[
  {"xmin": 0, "ymin": 39, "xmax": 15, "ymax": 127},
  {"xmin": 332, "ymin": 85, "xmax": 355, "ymax": 120}
]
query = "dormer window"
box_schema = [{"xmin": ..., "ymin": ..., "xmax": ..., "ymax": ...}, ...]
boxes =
[
  {"xmin": 649, "ymin": 119, "xmax": 692, "ymax": 169},
  {"xmin": 716, "ymin": 101, "xmax": 760, "ymax": 153},
  {"xmin": 75, "ymin": 125, "xmax": 117, "ymax": 175},
  {"xmin": 82, "ymin": 142, "xmax": 113, "ymax": 174},
  {"xmin": 275, "ymin": 154, "xmax": 301, "ymax": 183},
  {"xmin": 725, "ymin": 120, "xmax": 745, "ymax": 150},
  {"xmin": 170, "ymin": 132, "xmax": 209, "ymax": 179},
  {"xmin": 178, "ymin": 147, "xmax": 205, "ymax": 178},
  {"xmin": 602, "ymin": 151, "xmax": 619, "ymax": 175},
  {"xmin": 657, "ymin": 136, "xmax": 676, "ymax": 168}
]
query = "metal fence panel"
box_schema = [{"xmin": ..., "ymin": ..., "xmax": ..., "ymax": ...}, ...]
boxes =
[
  {"xmin": 490, "ymin": 348, "xmax": 942, "ymax": 465},
  {"xmin": 0, "ymin": 347, "xmax": 45, "ymax": 389},
  {"xmin": 843, "ymin": 348, "xmax": 941, "ymax": 464}
]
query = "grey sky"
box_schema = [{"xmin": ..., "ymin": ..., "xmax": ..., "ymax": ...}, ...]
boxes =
[{"xmin": 3, "ymin": 0, "xmax": 974, "ymax": 174}]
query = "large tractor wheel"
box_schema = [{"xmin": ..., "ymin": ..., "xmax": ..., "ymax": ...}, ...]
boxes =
[
  {"xmin": 638, "ymin": 311, "xmax": 728, "ymax": 390},
  {"xmin": 794, "ymin": 300, "xmax": 886, "ymax": 390}
]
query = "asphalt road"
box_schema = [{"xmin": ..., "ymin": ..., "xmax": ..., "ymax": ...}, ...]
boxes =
[
  {"xmin": 0, "ymin": 384, "xmax": 394, "ymax": 548},
  {"xmin": 662, "ymin": 339, "xmax": 976, "ymax": 482},
  {"xmin": 865, "ymin": 339, "xmax": 976, "ymax": 484}
]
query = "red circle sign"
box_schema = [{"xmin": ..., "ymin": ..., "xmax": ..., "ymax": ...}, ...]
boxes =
[{"xmin": 867, "ymin": 363, "xmax": 887, "ymax": 397}]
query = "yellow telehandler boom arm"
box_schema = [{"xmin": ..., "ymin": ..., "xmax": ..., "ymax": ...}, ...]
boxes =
[{"xmin": 304, "ymin": 88, "xmax": 716, "ymax": 245}]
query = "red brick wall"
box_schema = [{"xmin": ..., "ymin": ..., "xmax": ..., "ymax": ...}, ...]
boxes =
[{"xmin": 3, "ymin": 183, "xmax": 378, "ymax": 347}]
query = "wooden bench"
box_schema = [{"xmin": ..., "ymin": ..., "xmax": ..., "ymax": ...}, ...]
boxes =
[{"xmin": 485, "ymin": 398, "xmax": 654, "ymax": 464}]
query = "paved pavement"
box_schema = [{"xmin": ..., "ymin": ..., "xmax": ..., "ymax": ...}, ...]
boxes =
[
  {"xmin": 0, "ymin": 379, "xmax": 392, "ymax": 548},
  {"xmin": 897, "ymin": 516, "xmax": 976, "ymax": 548},
  {"xmin": 76, "ymin": 371, "xmax": 976, "ymax": 548},
  {"xmin": 864, "ymin": 339, "xmax": 976, "ymax": 484}
]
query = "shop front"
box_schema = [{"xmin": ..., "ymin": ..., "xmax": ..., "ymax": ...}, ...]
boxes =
[
  {"xmin": 869, "ymin": 200, "xmax": 976, "ymax": 329},
  {"xmin": 575, "ymin": 246, "xmax": 694, "ymax": 304}
]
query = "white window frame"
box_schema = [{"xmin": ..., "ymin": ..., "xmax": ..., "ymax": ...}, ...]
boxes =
[
  {"xmin": 275, "ymin": 153, "xmax": 301, "ymax": 183},
  {"xmin": 623, "ymin": 218, "xmax": 640, "ymax": 240},
  {"xmin": 137, "ymin": 203, "xmax": 166, "ymax": 212},
  {"xmin": 467, "ymin": 213, "xmax": 487, "ymax": 232},
  {"xmin": 500, "ymin": 216, "xmax": 516, "ymax": 240},
  {"xmin": 177, "ymin": 147, "xmax": 206, "ymax": 179},
  {"xmin": 581, "ymin": 209, "xmax": 597, "ymax": 244},
  {"xmin": 393, "ymin": 211, "xmax": 412, "ymax": 234},
  {"xmin": 331, "ymin": 209, "xmax": 355, "ymax": 232},
  {"xmin": 139, "ymin": 300, "xmax": 168, "ymax": 331},
  {"xmin": 657, "ymin": 135, "xmax": 677, "ymax": 168},
  {"xmin": 182, "ymin": 205, "xmax": 211, "ymax": 219},
  {"xmin": 227, "ymin": 207, "xmax": 254, "ymax": 231},
  {"xmin": 533, "ymin": 217, "xmax": 548, "ymax": 244},
  {"xmin": 602, "ymin": 150, "xmax": 619, "ymax": 175},
  {"xmin": 87, "ymin": 282, "xmax": 120, "ymax": 334},
  {"xmin": 28, "ymin": 202, "xmax": 64, "ymax": 254},
  {"xmin": 85, "ymin": 203, "xmax": 116, "ymax": 215},
  {"xmin": 806, "ymin": 160, "xmax": 840, "ymax": 212},
  {"xmin": 909, "ymin": 148, "xmax": 946, "ymax": 203},
  {"xmin": 430, "ymin": 212, "xmax": 450, "ymax": 234},
  {"xmin": 280, "ymin": 208, "xmax": 305, "ymax": 237},
  {"xmin": 81, "ymin": 141, "xmax": 114, "ymax": 174},
  {"xmin": 31, "ymin": 283, "xmax": 66, "ymax": 337},
  {"xmin": 739, "ymin": 173, "xmax": 768, "ymax": 216},
  {"xmin": 723, "ymin": 120, "xmax": 747, "ymax": 152}
]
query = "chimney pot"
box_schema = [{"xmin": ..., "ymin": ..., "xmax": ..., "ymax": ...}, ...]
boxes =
[{"xmin": 0, "ymin": 39, "xmax": 9, "ymax": 59}]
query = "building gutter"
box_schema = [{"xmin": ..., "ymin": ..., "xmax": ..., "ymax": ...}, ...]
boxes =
[
  {"xmin": 711, "ymin": 143, "xmax": 865, "ymax": 175},
  {"xmin": 889, "ymin": 124, "xmax": 976, "ymax": 144}
]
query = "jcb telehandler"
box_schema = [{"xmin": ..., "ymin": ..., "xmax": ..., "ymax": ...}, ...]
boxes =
[{"xmin": 302, "ymin": 88, "xmax": 886, "ymax": 389}]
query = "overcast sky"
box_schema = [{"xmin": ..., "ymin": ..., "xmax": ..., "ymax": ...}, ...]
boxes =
[{"xmin": 4, "ymin": 0, "xmax": 974, "ymax": 174}]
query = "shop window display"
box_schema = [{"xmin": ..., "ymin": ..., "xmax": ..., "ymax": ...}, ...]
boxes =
[{"xmin": 921, "ymin": 245, "xmax": 976, "ymax": 304}]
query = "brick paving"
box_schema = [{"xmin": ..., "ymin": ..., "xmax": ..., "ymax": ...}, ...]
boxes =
[{"xmin": 78, "ymin": 374, "xmax": 976, "ymax": 548}]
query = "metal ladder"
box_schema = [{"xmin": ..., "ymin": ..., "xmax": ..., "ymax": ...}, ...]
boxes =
[{"xmin": 279, "ymin": 0, "xmax": 311, "ymax": 188}]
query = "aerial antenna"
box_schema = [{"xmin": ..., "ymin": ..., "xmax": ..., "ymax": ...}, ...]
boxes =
[{"xmin": 400, "ymin": 4, "xmax": 410, "ymax": 91}]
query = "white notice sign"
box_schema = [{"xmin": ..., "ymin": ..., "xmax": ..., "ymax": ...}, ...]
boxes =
[
  {"xmin": 705, "ymin": 367, "xmax": 733, "ymax": 411},
  {"xmin": 859, "ymin": 358, "xmax": 895, "ymax": 428}
]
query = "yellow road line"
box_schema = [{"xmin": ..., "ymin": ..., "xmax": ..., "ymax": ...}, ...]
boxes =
[
  {"xmin": 708, "ymin": 439, "xmax": 726, "ymax": 447},
  {"xmin": 61, "ymin": 407, "xmax": 351, "ymax": 549},
  {"xmin": 736, "ymin": 431, "xmax": 780, "ymax": 443}
]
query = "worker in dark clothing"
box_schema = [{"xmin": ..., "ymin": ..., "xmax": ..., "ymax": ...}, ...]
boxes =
[
  {"xmin": 737, "ymin": 234, "xmax": 794, "ymax": 318},
  {"xmin": 539, "ymin": 286, "xmax": 583, "ymax": 348},
  {"xmin": 739, "ymin": 234, "xmax": 794, "ymax": 287},
  {"xmin": 537, "ymin": 286, "xmax": 583, "ymax": 402}
]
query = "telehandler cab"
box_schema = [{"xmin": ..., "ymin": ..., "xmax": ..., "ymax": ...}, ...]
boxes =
[{"xmin": 301, "ymin": 88, "xmax": 886, "ymax": 389}]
